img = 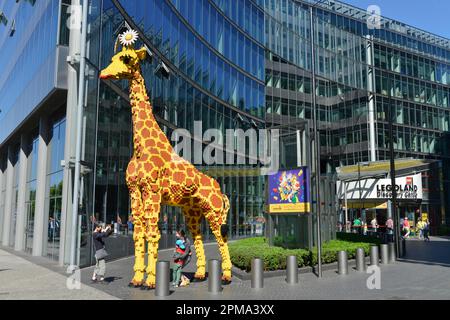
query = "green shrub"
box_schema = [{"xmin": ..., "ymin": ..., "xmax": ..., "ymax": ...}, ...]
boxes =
[
  {"xmin": 229, "ymin": 237, "xmax": 310, "ymax": 271},
  {"xmin": 230, "ymin": 237, "xmax": 378, "ymax": 272},
  {"xmin": 310, "ymin": 240, "xmax": 373, "ymax": 265}
]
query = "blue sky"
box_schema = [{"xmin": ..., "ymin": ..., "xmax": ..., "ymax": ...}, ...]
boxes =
[{"xmin": 342, "ymin": 0, "xmax": 450, "ymax": 39}]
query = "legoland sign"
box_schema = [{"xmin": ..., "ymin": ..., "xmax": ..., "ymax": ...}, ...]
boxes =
[
  {"xmin": 375, "ymin": 175, "xmax": 421, "ymax": 199},
  {"xmin": 337, "ymin": 174, "xmax": 423, "ymax": 201}
]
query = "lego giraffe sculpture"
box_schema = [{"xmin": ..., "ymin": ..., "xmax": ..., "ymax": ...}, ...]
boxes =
[{"xmin": 100, "ymin": 30, "xmax": 232, "ymax": 289}]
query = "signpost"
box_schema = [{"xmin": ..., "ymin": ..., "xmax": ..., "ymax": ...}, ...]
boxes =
[
  {"xmin": 267, "ymin": 168, "xmax": 311, "ymax": 214},
  {"xmin": 267, "ymin": 167, "xmax": 312, "ymax": 250}
]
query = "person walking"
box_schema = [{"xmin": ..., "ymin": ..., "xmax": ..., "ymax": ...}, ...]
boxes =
[
  {"xmin": 172, "ymin": 239, "xmax": 186, "ymax": 288},
  {"xmin": 386, "ymin": 217, "xmax": 394, "ymax": 243},
  {"xmin": 353, "ymin": 217, "xmax": 362, "ymax": 234},
  {"xmin": 363, "ymin": 221, "xmax": 368, "ymax": 236},
  {"xmin": 92, "ymin": 224, "xmax": 113, "ymax": 283},
  {"xmin": 177, "ymin": 230, "xmax": 192, "ymax": 267},
  {"xmin": 402, "ymin": 217, "xmax": 411, "ymax": 239},
  {"xmin": 127, "ymin": 215, "xmax": 134, "ymax": 235},
  {"xmin": 417, "ymin": 219, "xmax": 425, "ymax": 240},
  {"xmin": 423, "ymin": 219, "xmax": 430, "ymax": 242},
  {"xmin": 176, "ymin": 229, "xmax": 193, "ymax": 287},
  {"xmin": 371, "ymin": 217, "xmax": 378, "ymax": 233}
]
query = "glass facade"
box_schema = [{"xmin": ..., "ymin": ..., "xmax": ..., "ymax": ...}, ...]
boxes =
[
  {"xmin": 0, "ymin": 0, "xmax": 62, "ymax": 145},
  {"xmin": 76, "ymin": 0, "xmax": 450, "ymax": 263},
  {"xmin": 46, "ymin": 117, "xmax": 66, "ymax": 261},
  {"xmin": 263, "ymin": 0, "xmax": 450, "ymax": 169},
  {"xmin": 75, "ymin": 0, "xmax": 267, "ymax": 266},
  {"xmin": 1, "ymin": 0, "xmax": 450, "ymax": 265},
  {"xmin": 263, "ymin": 0, "xmax": 450, "ymax": 230}
]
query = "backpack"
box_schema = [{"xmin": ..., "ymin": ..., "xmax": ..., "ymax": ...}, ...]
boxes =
[{"xmin": 183, "ymin": 244, "xmax": 193, "ymax": 268}]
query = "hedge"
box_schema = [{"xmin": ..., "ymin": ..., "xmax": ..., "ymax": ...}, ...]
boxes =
[{"xmin": 229, "ymin": 237, "xmax": 380, "ymax": 272}]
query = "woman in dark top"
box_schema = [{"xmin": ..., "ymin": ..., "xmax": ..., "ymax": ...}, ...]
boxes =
[{"xmin": 92, "ymin": 224, "xmax": 113, "ymax": 283}]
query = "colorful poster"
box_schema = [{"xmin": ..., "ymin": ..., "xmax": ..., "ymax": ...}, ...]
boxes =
[{"xmin": 268, "ymin": 168, "xmax": 311, "ymax": 214}]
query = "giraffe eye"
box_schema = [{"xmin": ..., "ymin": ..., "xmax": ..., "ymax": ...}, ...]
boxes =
[{"xmin": 122, "ymin": 56, "xmax": 131, "ymax": 64}]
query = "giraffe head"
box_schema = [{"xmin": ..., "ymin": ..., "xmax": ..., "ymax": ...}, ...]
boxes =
[{"xmin": 100, "ymin": 29, "xmax": 147, "ymax": 80}]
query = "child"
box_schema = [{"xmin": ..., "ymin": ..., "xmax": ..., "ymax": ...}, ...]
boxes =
[{"xmin": 172, "ymin": 239, "xmax": 186, "ymax": 287}]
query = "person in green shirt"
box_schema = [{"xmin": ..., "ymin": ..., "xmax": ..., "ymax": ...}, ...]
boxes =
[{"xmin": 353, "ymin": 217, "xmax": 362, "ymax": 234}]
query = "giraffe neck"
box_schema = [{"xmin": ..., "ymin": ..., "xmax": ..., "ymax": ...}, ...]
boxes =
[{"xmin": 129, "ymin": 71, "xmax": 172, "ymax": 158}]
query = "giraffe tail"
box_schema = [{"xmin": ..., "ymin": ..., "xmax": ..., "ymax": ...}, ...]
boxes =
[{"xmin": 220, "ymin": 194, "xmax": 230, "ymax": 240}]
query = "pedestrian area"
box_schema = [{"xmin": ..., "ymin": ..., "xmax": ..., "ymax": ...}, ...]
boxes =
[
  {"xmin": 0, "ymin": 249, "xmax": 117, "ymax": 300},
  {"xmin": 1, "ymin": 237, "xmax": 450, "ymax": 300}
]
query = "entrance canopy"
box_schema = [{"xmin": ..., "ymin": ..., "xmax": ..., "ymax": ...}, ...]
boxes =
[{"xmin": 337, "ymin": 173, "xmax": 423, "ymax": 201}]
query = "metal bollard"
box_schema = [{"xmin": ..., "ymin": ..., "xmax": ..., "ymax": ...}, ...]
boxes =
[
  {"xmin": 370, "ymin": 245, "xmax": 379, "ymax": 266},
  {"xmin": 380, "ymin": 244, "xmax": 389, "ymax": 265},
  {"xmin": 155, "ymin": 261, "xmax": 170, "ymax": 297},
  {"xmin": 286, "ymin": 255, "xmax": 298, "ymax": 285},
  {"xmin": 208, "ymin": 260, "xmax": 222, "ymax": 294},
  {"xmin": 337, "ymin": 251, "xmax": 348, "ymax": 275},
  {"xmin": 388, "ymin": 242, "xmax": 396, "ymax": 263},
  {"xmin": 355, "ymin": 248, "xmax": 366, "ymax": 272},
  {"xmin": 251, "ymin": 258, "xmax": 264, "ymax": 289}
]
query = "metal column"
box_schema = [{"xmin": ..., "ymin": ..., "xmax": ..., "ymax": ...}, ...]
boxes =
[
  {"xmin": 366, "ymin": 35, "xmax": 377, "ymax": 162},
  {"xmin": 1, "ymin": 146, "xmax": 15, "ymax": 246},
  {"xmin": 14, "ymin": 134, "xmax": 30, "ymax": 251},
  {"xmin": 32, "ymin": 116, "xmax": 50, "ymax": 257},
  {"xmin": 309, "ymin": 4, "xmax": 323, "ymax": 279},
  {"xmin": 69, "ymin": 0, "xmax": 89, "ymax": 270}
]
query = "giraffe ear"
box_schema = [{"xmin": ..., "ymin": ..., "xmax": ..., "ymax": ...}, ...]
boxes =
[{"xmin": 136, "ymin": 47, "xmax": 147, "ymax": 61}]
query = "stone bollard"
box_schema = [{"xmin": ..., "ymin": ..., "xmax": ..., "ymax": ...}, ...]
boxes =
[
  {"xmin": 208, "ymin": 260, "xmax": 222, "ymax": 294},
  {"xmin": 355, "ymin": 248, "xmax": 366, "ymax": 272},
  {"xmin": 155, "ymin": 261, "xmax": 170, "ymax": 297},
  {"xmin": 370, "ymin": 245, "xmax": 379, "ymax": 266},
  {"xmin": 388, "ymin": 242, "xmax": 396, "ymax": 263},
  {"xmin": 286, "ymin": 255, "xmax": 298, "ymax": 285},
  {"xmin": 337, "ymin": 251, "xmax": 348, "ymax": 275},
  {"xmin": 251, "ymin": 258, "xmax": 264, "ymax": 289},
  {"xmin": 380, "ymin": 244, "xmax": 389, "ymax": 265}
]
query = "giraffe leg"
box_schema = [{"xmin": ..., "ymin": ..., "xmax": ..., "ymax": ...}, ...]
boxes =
[
  {"xmin": 142, "ymin": 189, "xmax": 161, "ymax": 290},
  {"xmin": 128, "ymin": 185, "xmax": 146, "ymax": 287},
  {"xmin": 184, "ymin": 208, "xmax": 207, "ymax": 280},
  {"xmin": 206, "ymin": 211, "xmax": 232, "ymax": 284}
]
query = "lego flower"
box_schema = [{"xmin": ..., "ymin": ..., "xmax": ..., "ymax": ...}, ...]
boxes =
[{"xmin": 119, "ymin": 29, "xmax": 139, "ymax": 47}]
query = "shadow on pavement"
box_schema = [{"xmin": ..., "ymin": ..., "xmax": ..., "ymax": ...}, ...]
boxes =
[
  {"xmin": 104, "ymin": 276, "xmax": 123, "ymax": 284},
  {"xmin": 402, "ymin": 237, "xmax": 450, "ymax": 268}
]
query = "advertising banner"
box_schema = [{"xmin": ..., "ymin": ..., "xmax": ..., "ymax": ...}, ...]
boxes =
[
  {"xmin": 337, "ymin": 173, "xmax": 423, "ymax": 201},
  {"xmin": 268, "ymin": 168, "xmax": 311, "ymax": 214}
]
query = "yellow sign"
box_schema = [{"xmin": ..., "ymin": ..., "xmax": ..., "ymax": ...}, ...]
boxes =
[
  {"xmin": 268, "ymin": 203, "xmax": 311, "ymax": 213},
  {"xmin": 343, "ymin": 202, "xmax": 387, "ymax": 210}
]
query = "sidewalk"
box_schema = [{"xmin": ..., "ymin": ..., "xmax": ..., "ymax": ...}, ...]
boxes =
[
  {"xmin": 79, "ymin": 237, "xmax": 450, "ymax": 300},
  {"xmin": 2, "ymin": 237, "xmax": 450, "ymax": 300},
  {"xmin": 0, "ymin": 249, "xmax": 117, "ymax": 300}
]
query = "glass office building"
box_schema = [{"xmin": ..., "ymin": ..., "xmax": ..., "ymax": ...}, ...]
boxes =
[
  {"xmin": 262, "ymin": 0, "xmax": 450, "ymax": 232},
  {"xmin": 0, "ymin": 0, "xmax": 69, "ymax": 264},
  {"xmin": 0, "ymin": 0, "xmax": 449, "ymax": 267}
]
